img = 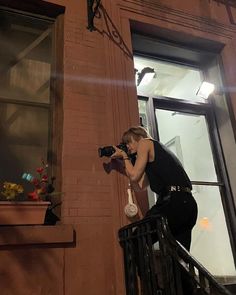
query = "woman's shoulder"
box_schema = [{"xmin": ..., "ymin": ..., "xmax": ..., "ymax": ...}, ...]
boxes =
[
  {"xmin": 139, "ymin": 138, "xmax": 153, "ymax": 144},
  {"xmin": 140, "ymin": 137, "xmax": 154, "ymax": 142},
  {"xmin": 138, "ymin": 138, "xmax": 154, "ymax": 150},
  {"xmin": 138, "ymin": 138, "xmax": 155, "ymax": 162}
]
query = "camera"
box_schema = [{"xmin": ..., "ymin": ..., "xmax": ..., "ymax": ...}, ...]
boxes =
[{"xmin": 98, "ymin": 143, "xmax": 128, "ymax": 157}]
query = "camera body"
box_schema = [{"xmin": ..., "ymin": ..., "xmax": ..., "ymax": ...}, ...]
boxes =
[{"xmin": 98, "ymin": 143, "xmax": 128, "ymax": 158}]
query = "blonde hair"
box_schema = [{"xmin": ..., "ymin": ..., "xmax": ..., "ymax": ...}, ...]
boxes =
[{"xmin": 122, "ymin": 126, "xmax": 152, "ymax": 143}]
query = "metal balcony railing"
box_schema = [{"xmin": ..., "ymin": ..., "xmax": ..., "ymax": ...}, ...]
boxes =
[{"xmin": 118, "ymin": 215, "xmax": 232, "ymax": 295}]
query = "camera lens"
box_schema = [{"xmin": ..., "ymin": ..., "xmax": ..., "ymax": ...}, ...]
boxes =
[
  {"xmin": 98, "ymin": 146, "xmax": 115, "ymax": 157},
  {"xmin": 98, "ymin": 148, "xmax": 103, "ymax": 157}
]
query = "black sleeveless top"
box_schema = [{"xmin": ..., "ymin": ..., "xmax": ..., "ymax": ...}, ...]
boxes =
[{"xmin": 145, "ymin": 139, "xmax": 192, "ymax": 195}]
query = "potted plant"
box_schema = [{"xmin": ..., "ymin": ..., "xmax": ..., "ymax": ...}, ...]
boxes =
[{"xmin": 0, "ymin": 160, "xmax": 60, "ymax": 225}]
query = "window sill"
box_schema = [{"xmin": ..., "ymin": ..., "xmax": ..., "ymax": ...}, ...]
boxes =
[{"xmin": 0, "ymin": 225, "xmax": 75, "ymax": 247}]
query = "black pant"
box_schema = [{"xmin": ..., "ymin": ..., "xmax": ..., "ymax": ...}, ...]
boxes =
[
  {"xmin": 141, "ymin": 192, "xmax": 198, "ymax": 295},
  {"xmin": 145, "ymin": 191, "xmax": 198, "ymax": 250}
]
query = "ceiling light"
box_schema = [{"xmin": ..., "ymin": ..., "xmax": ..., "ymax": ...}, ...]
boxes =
[
  {"xmin": 137, "ymin": 67, "xmax": 155, "ymax": 86},
  {"xmin": 196, "ymin": 81, "xmax": 215, "ymax": 99}
]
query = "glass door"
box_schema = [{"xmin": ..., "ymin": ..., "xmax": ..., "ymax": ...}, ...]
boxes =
[
  {"xmin": 155, "ymin": 106, "xmax": 236, "ymax": 280},
  {"xmin": 134, "ymin": 54, "xmax": 236, "ymax": 283}
]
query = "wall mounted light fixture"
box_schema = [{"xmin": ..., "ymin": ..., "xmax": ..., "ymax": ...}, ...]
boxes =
[
  {"xmin": 196, "ymin": 81, "xmax": 215, "ymax": 99},
  {"xmin": 137, "ymin": 67, "xmax": 155, "ymax": 86}
]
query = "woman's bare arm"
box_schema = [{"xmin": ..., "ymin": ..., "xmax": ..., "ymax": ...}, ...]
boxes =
[
  {"xmin": 111, "ymin": 139, "xmax": 150, "ymax": 188},
  {"xmin": 130, "ymin": 173, "xmax": 149, "ymax": 192}
]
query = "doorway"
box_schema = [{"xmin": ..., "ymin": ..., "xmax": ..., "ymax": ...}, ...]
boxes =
[{"xmin": 134, "ymin": 53, "xmax": 236, "ymax": 283}]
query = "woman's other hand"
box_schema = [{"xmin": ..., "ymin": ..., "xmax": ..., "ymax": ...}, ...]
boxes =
[{"xmin": 110, "ymin": 146, "xmax": 128, "ymax": 160}]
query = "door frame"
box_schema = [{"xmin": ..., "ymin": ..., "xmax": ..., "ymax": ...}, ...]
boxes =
[{"xmin": 139, "ymin": 94, "xmax": 236, "ymax": 266}]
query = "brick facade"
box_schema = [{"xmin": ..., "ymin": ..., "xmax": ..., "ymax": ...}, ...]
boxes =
[{"xmin": 0, "ymin": 0, "xmax": 235, "ymax": 294}]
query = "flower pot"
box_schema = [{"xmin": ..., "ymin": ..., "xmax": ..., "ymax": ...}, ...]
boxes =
[{"xmin": 0, "ymin": 201, "xmax": 50, "ymax": 225}]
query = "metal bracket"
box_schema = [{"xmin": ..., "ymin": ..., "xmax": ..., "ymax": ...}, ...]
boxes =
[
  {"xmin": 87, "ymin": 0, "xmax": 102, "ymax": 31},
  {"xmin": 211, "ymin": 0, "xmax": 236, "ymax": 25}
]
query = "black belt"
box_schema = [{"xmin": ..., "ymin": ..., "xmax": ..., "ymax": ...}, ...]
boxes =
[{"xmin": 167, "ymin": 186, "xmax": 191, "ymax": 193}]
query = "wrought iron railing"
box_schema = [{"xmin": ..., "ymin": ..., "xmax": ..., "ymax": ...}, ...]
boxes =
[{"xmin": 118, "ymin": 215, "xmax": 232, "ymax": 295}]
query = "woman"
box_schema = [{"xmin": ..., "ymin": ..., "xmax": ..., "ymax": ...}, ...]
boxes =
[{"xmin": 111, "ymin": 126, "xmax": 198, "ymax": 294}]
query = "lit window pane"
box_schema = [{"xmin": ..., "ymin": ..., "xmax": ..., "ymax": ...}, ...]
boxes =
[
  {"xmin": 192, "ymin": 185, "xmax": 236, "ymax": 281},
  {"xmin": 0, "ymin": 10, "xmax": 52, "ymax": 103},
  {"xmin": 0, "ymin": 102, "xmax": 49, "ymax": 186},
  {"xmin": 134, "ymin": 56, "xmax": 205, "ymax": 102},
  {"xmin": 138, "ymin": 99, "xmax": 149, "ymax": 131},
  {"xmin": 155, "ymin": 109, "xmax": 218, "ymax": 182}
]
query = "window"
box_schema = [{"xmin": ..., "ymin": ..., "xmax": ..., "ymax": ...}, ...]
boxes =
[
  {"xmin": 0, "ymin": 9, "xmax": 54, "ymax": 195},
  {"xmin": 134, "ymin": 55, "xmax": 205, "ymax": 102},
  {"xmin": 134, "ymin": 53, "xmax": 236, "ymax": 283}
]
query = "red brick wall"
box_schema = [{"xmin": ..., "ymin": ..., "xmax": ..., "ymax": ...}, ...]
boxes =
[
  {"xmin": 60, "ymin": 1, "xmax": 236, "ymax": 294},
  {"xmin": 0, "ymin": 0, "xmax": 236, "ymax": 294}
]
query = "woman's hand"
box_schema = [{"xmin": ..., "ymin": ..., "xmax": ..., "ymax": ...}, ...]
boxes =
[{"xmin": 110, "ymin": 146, "xmax": 128, "ymax": 160}]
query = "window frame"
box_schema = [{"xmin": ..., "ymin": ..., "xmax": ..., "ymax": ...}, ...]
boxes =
[
  {"xmin": 133, "ymin": 34, "xmax": 236, "ymax": 268},
  {"xmin": 0, "ymin": 2, "xmax": 64, "ymax": 222},
  {"xmin": 138, "ymin": 90, "xmax": 236, "ymax": 266}
]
